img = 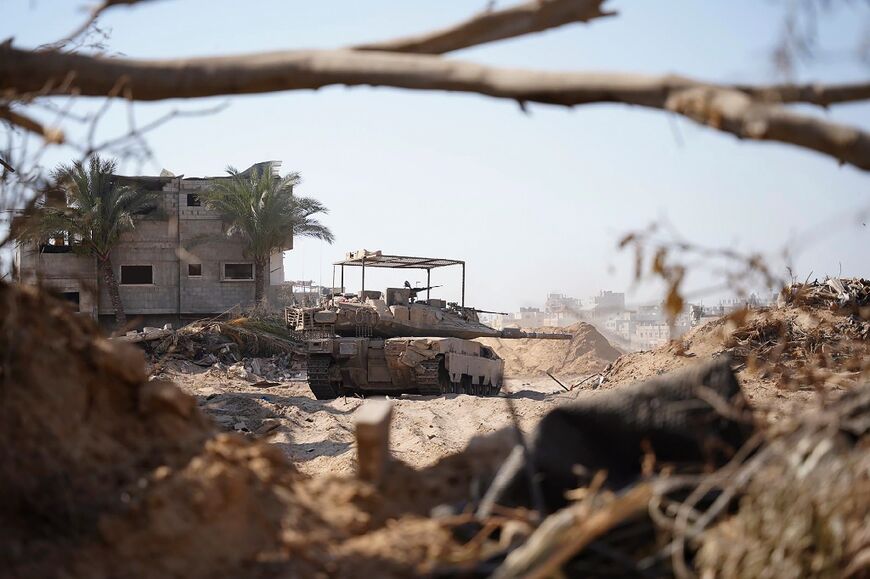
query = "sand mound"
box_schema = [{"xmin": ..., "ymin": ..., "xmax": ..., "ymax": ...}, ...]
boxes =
[
  {"xmin": 0, "ymin": 283, "xmax": 470, "ymax": 578},
  {"xmin": 478, "ymin": 322, "xmax": 621, "ymax": 379}
]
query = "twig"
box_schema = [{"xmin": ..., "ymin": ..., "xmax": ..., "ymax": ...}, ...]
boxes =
[
  {"xmin": 502, "ymin": 384, "xmax": 547, "ymax": 519},
  {"xmin": 493, "ymin": 483, "xmax": 654, "ymax": 579},
  {"xmin": 55, "ymin": 0, "xmax": 155, "ymax": 48},
  {"xmin": 545, "ymin": 371, "xmax": 569, "ymax": 392},
  {"xmin": 573, "ymin": 372, "xmax": 602, "ymax": 388}
]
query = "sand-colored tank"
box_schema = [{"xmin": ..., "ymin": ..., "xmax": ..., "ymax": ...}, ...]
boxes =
[{"xmin": 286, "ymin": 250, "xmax": 570, "ymax": 399}]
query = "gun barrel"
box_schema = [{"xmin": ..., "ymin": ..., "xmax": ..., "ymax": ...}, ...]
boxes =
[
  {"xmin": 497, "ymin": 328, "xmax": 573, "ymax": 340},
  {"xmin": 410, "ymin": 284, "xmax": 442, "ymax": 294},
  {"xmin": 470, "ymin": 308, "xmax": 511, "ymax": 316}
]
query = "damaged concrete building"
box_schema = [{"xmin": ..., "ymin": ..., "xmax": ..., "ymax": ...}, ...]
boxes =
[{"xmin": 13, "ymin": 162, "xmax": 288, "ymax": 327}]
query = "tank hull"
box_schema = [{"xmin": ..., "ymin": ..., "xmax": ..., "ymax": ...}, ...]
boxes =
[{"xmin": 303, "ymin": 336, "xmax": 504, "ymax": 399}]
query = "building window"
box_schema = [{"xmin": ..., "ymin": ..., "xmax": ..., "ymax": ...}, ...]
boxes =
[
  {"xmin": 186, "ymin": 193, "xmax": 201, "ymax": 207},
  {"xmin": 60, "ymin": 291, "xmax": 80, "ymax": 312},
  {"xmin": 188, "ymin": 263, "xmax": 202, "ymax": 277},
  {"xmin": 223, "ymin": 263, "xmax": 254, "ymax": 280},
  {"xmin": 120, "ymin": 265, "xmax": 153, "ymax": 285}
]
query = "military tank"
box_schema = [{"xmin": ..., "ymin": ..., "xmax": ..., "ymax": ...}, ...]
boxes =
[{"xmin": 286, "ymin": 250, "xmax": 571, "ymax": 399}]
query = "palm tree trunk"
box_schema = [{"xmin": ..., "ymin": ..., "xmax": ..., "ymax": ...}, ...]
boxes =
[
  {"xmin": 98, "ymin": 256, "xmax": 127, "ymax": 328},
  {"xmin": 254, "ymin": 257, "xmax": 268, "ymax": 306}
]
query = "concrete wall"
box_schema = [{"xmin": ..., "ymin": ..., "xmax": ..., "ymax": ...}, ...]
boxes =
[{"xmin": 17, "ymin": 243, "xmax": 99, "ymax": 317}]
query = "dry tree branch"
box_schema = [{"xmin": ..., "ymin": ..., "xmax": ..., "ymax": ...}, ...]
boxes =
[
  {"xmin": 353, "ymin": 0, "xmax": 615, "ymax": 54},
  {"xmin": 53, "ymin": 0, "xmax": 157, "ymax": 48},
  {"xmin": 736, "ymin": 81, "xmax": 870, "ymax": 106},
  {"xmin": 84, "ymin": 100, "xmax": 229, "ymax": 157},
  {"xmin": 0, "ymin": 106, "xmax": 64, "ymax": 144},
  {"xmin": 2, "ymin": 46, "xmax": 870, "ymax": 169}
]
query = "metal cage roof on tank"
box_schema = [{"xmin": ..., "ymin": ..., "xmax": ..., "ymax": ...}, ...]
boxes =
[{"xmin": 333, "ymin": 249, "xmax": 466, "ymax": 306}]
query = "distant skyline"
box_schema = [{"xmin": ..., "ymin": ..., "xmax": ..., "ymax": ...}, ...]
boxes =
[{"xmin": 3, "ymin": 0, "xmax": 869, "ymax": 312}]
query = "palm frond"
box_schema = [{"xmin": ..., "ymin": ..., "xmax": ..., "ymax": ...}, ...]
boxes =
[
  {"xmin": 14, "ymin": 154, "xmax": 155, "ymax": 259},
  {"xmin": 198, "ymin": 165, "xmax": 333, "ymax": 261}
]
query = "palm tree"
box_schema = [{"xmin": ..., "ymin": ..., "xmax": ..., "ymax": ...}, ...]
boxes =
[
  {"xmin": 16, "ymin": 155, "xmax": 157, "ymax": 327},
  {"xmin": 199, "ymin": 165, "xmax": 334, "ymax": 304}
]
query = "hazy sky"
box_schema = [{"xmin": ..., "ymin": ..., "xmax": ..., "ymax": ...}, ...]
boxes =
[{"xmin": 4, "ymin": 0, "xmax": 869, "ymax": 311}]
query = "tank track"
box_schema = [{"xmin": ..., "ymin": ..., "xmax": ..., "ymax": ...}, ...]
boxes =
[
  {"xmin": 442, "ymin": 379, "xmax": 501, "ymax": 397},
  {"xmin": 306, "ymin": 355, "xmax": 342, "ymax": 400}
]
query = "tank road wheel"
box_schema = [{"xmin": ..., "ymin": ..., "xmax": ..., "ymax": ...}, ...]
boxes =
[{"xmin": 306, "ymin": 355, "xmax": 343, "ymax": 400}]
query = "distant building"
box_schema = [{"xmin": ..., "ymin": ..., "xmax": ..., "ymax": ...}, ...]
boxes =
[
  {"xmin": 14, "ymin": 161, "xmax": 288, "ymax": 328},
  {"xmin": 604, "ymin": 310, "xmax": 634, "ymax": 341},
  {"xmin": 506, "ymin": 288, "xmax": 773, "ymax": 350},
  {"xmin": 541, "ymin": 293, "xmax": 579, "ymax": 325},
  {"xmin": 633, "ymin": 321, "xmax": 671, "ymax": 349},
  {"xmin": 593, "ymin": 290, "xmax": 625, "ymax": 315},
  {"xmin": 514, "ymin": 306, "xmax": 548, "ymax": 327}
]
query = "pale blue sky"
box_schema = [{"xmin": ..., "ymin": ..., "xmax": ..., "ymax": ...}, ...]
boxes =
[{"xmin": 4, "ymin": 0, "xmax": 869, "ymax": 311}]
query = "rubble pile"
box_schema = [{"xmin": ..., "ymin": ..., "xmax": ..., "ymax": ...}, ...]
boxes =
[
  {"xmin": 205, "ymin": 356, "xmax": 305, "ymax": 384},
  {"xmin": 148, "ymin": 317, "xmax": 303, "ymax": 366}
]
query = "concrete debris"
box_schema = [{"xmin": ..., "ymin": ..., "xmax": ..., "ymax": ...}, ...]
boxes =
[
  {"xmin": 113, "ymin": 327, "xmax": 173, "ymax": 343},
  {"xmin": 207, "ymin": 356, "xmax": 303, "ymax": 383},
  {"xmin": 227, "ymin": 363, "xmax": 252, "ymax": 382}
]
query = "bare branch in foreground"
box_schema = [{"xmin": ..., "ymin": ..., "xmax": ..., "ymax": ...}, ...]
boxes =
[
  {"xmin": 353, "ymin": 0, "xmax": 615, "ymax": 55},
  {"xmin": 54, "ymin": 0, "xmax": 156, "ymax": 48},
  {"xmin": 736, "ymin": 81, "xmax": 870, "ymax": 106},
  {"xmin": 3, "ymin": 46, "xmax": 869, "ymax": 170},
  {"xmin": 0, "ymin": 106, "xmax": 65, "ymax": 144}
]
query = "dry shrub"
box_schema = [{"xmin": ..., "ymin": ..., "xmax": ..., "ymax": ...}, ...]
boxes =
[
  {"xmin": 719, "ymin": 303, "xmax": 870, "ymax": 391},
  {"xmin": 697, "ymin": 387, "xmax": 870, "ymax": 578}
]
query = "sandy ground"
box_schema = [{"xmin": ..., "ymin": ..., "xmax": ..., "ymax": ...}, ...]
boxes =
[
  {"xmin": 163, "ymin": 302, "xmax": 866, "ymax": 477},
  {"xmin": 165, "ymin": 361, "xmax": 819, "ymax": 478},
  {"xmin": 167, "ymin": 364, "xmax": 595, "ymax": 476},
  {"xmin": 161, "ymin": 322, "xmax": 623, "ymax": 477}
]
